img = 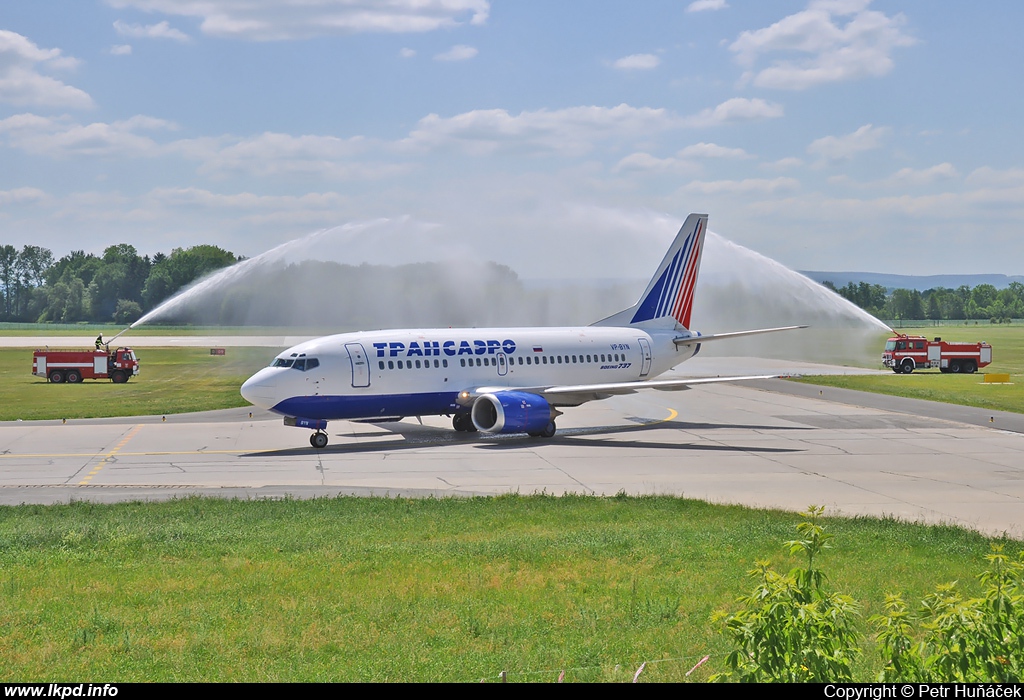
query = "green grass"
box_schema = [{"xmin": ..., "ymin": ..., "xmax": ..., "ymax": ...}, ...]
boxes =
[
  {"xmin": 0, "ymin": 495, "xmax": 1015, "ymax": 682},
  {"xmin": 1, "ymin": 347, "xmax": 274, "ymax": 420},
  {"xmin": 0, "ymin": 323, "xmax": 338, "ymax": 337},
  {"xmin": 796, "ymin": 324, "xmax": 1024, "ymax": 414}
]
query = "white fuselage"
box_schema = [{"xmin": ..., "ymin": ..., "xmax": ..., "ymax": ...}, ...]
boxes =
[{"xmin": 240, "ymin": 325, "xmax": 699, "ymax": 421}]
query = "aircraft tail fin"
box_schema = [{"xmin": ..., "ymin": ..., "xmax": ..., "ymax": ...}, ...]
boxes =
[{"xmin": 592, "ymin": 213, "xmax": 707, "ymax": 330}]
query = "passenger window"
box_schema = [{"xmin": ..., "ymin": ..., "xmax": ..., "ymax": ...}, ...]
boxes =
[
  {"xmin": 433, "ymin": 359, "xmax": 439, "ymax": 368},
  {"xmin": 460, "ymin": 359, "xmax": 466, "ymax": 367},
  {"xmin": 442, "ymin": 359, "xmax": 448, "ymax": 368},
  {"xmin": 398, "ymin": 360, "xmax": 404, "ymax": 369},
  {"xmin": 518, "ymin": 357, "xmax": 523, "ymax": 365},
  {"xmin": 388, "ymin": 361, "xmax": 394, "ymax": 369},
  {"xmin": 415, "ymin": 360, "xmax": 421, "ymax": 369},
  {"xmin": 378, "ymin": 361, "xmax": 384, "ymax": 370}
]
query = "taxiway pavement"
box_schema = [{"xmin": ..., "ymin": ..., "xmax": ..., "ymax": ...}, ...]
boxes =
[{"xmin": 2, "ymin": 373, "xmax": 1022, "ymax": 538}]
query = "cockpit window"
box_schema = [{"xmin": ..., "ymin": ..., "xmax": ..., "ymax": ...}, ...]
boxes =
[
  {"xmin": 287, "ymin": 357, "xmax": 320, "ymax": 372},
  {"xmin": 272, "ymin": 358, "xmax": 294, "ymax": 368}
]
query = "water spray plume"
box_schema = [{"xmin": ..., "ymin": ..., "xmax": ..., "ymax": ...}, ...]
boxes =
[
  {"xmin": 133, "ymin": 218, "xmax": 427, "ymax": 328},
  {"xmin": 695, "ymin": 231, "xmax": 892, "ymax": 364},
  {"xmin": 127, "ymin": 216, "xmax": 892, "ymax": 367}
]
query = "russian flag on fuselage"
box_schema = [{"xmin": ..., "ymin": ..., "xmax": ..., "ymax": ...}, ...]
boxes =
[{"xmin": 629, "ymin": 216, "xmax": 705, "ymax": 329}]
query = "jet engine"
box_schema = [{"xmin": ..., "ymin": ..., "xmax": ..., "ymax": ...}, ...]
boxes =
[{"xmin": 471, "ymin": 391, "xmax": 556, "ymax": 434}]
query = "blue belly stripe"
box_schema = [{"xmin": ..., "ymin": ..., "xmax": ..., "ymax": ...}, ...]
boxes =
[{"xmin": 272, "ymin": 392, "xmax": 462, "ymax": 421}]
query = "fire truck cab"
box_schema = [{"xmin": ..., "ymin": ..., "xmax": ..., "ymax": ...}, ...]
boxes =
[{"xmin": 882, "ymin": 334, "xmax": 992, "ymax": 374}]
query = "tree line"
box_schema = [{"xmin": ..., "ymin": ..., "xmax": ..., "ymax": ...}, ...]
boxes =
[
  {"xmin": 822, "ymin": 280, "xmax": 1024, "ymax": 323},
  {"xmin": 0, "ymin": 242, "xmax": 238, "ymax": 324}
]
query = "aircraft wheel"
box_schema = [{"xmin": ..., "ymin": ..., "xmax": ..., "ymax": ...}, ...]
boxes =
[
  {"xmin": 453, "ymin": 414, "xmax": 477, "ymax": 432},
  {"xmin": 49, "ymin": 371, "xmax": 64, "ymax": 384},
  {"xmin": 310, "ymin": 432, "xmax": 328, "ymax": 449},
  {"xmin": 111, "ymin": 370, "xmax": 127, "ymax": 383},
  {"xmin": 66, "ymin": 370, "xmax": 81, "ymax": 384}
]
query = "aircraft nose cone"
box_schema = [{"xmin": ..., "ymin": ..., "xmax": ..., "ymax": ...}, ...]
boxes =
[{"xmin": 240, "ymin": 369, "xmax": 277, "ymax": 409}]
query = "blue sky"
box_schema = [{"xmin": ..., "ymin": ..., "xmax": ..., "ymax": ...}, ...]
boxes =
[{"xmin": 2, "ymin": 1, "xmax": 1023, "ymax": 279}]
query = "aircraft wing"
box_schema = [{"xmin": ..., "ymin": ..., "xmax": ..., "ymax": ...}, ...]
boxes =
[
  {"xmin": 673, "ymin": 325, "xmax": 807, "ymax": 346},
  {"xmin": 469, "ymin": 374, "xmax": 785, "ymax": 407}
]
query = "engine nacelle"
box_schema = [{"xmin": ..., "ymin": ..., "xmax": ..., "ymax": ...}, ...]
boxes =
[{"xmin": 471, "ymin": 392, "xmax": 553, "ymax": 434}]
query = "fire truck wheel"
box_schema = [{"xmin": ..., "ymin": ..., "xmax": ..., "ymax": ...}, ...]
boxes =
[
  {"xmin": 949, "ymin": 361, "xmax": 961, "ymax": 373},
  {"xmin": 111, "ymin": 370, "xmax": 127, "ymax": 383},
  {"xmin": 66, "ymin": 371, "xmax": 81, "ymax": 384},
  {"xmin": 901, "ymin": 360, "xmax": 914, "ymax": 374},
  {"xmin": 49, "ymin": 371, "xmax": 64, "ymax": 383},
  {"xmin": 963, "ymin": 361, "xmax": 977, "ymax": 374}
]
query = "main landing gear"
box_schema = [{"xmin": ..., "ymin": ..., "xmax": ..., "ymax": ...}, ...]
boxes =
[
  {"xmin": 310, "ymin": 432, "xmax": 328, "ymax": 449},
  {"xmin": 452, "ymin": 413, "xmax": 478, "ymax": 432},
  {"xmin": 528, "ymin": 421, "xmax": 557, "ymax": 439}
]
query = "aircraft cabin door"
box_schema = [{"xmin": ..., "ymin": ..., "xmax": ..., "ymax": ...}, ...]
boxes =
[
  {"xmin": 496, "ymin": 352, "xmax": 508, "ymax": 376},
  {"xmin": 345, "ymin": 343, "xmax": 370, "ymax": 388},
  {"xmin": 638, "ymin": 338, "xmax": 652, "ymax": 377}
]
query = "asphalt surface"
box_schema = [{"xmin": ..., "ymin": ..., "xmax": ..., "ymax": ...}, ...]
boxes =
[{"xmin": 2, "ymin": 369, "xmax": 1022, "ymax": 537}]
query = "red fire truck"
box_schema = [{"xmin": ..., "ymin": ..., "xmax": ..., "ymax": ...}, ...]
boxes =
[
  {"xmin": 882, "ymin": 334, "xmax": 992, "ymax": 374},
  {"xmin": 32, "ymin": 347, "xmax": 140, "ymax": 383}
]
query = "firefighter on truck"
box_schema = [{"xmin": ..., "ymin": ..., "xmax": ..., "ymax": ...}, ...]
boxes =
[{"xmin": 882, "ymin": 334, "xmax": 992, "ymax": 374}]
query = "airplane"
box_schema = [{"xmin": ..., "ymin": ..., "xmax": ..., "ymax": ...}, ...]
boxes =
[{"xmin": 240, "ymin": 214, "xmax": 805, "ymax": 448}]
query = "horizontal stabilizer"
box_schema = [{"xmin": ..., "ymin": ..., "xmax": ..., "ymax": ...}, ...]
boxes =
[{"xmin": 673, "ymin": 325, "xmax": 808, "ymax": 346}]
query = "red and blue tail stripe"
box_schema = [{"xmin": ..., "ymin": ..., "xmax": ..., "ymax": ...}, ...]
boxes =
[{"xmin": 628, "ymin": 215, "xmax": 706, "ymax": 328}]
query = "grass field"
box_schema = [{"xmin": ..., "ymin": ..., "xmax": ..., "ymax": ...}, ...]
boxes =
[
  {"xmin": 795, "ymin": 324, "xmax": 1024, "ymax": 414},
  {"xmin": 0, "ymin": 323, "xmax": 339, "ymax": 336},
  {"xmin": 1, "ymin": 347, "xmax": 274, "ymax": 421},
  {"xmin": 0, "ymin": 495, "xmax": 1016, "ymax": 682}
]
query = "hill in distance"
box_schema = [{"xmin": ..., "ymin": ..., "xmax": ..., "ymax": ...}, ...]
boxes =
[{"xmin": 799, "ymin": 271, "xmax": 1024, "ymax": 292}]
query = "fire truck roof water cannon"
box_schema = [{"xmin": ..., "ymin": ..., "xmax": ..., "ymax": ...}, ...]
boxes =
[
  {"xmin": 882, "ymin": 333, "xmax": 992, "ymax": 374},
  {"xmin": 32, "ymin": 325, "xmax": 140, "ymax": 384}
]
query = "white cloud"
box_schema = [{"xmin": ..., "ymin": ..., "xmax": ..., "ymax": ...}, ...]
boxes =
[
  {"xmin": 807, "ymin": 123, "xmax": 888, "ymax": 161},
  {"xmin": 613, "ymin": 152, "xmax": 699, "ymax": 175},
  {"xmin": 114, "ymin": 20, "xmax": 190, "ymax": 42},
  {"xmin": 404, "ymin": 104, "xmax": 684, "ymax": 156},
  {"xmin": 729, "ymin": 0, "xmax": 917, "ymax": 90},
  {"xmin": 684, "ymin": 97, "xmax": 783, "ymax": 127},
  {"xmin": 0, "ymin": 113, "xmax": 177, "ymax": 157},
  {"xmin": 104, "ymin": 0, "xmax": 490, "ymax": 40},
  {"xmin": 965, "ymin": 167, "xmax": 1024, "ymax": 188},
  {"xmin": 196, "ymin": 132, "xmax": 408, "ymax": 180},
  {"xmin": 110, "ymin": 44, "xmax": 133, "ymax": 55},
  {"xmin": 613, "ymin": 53, "xmax": 660, "ymax": 70},
  {"xmin": 885, "ymin": 163, "xmax": 958, "ymax": 186},
  {"xmin": 686, "ymin": 0, "xmax": 728, "ymax": 11},
  {"xmin": 434, "ymin": 45, "xmax": 477, "ymax": 61},
  {"xmin": 0, "ymin": 187, "xmax": 48, "ymax": 206},
  {"xmin": 761, "ymin": 156, "xmax": 804, "ymax": 170},
  {"xmin": 681, "ymin": 177, "xmax": 800, "ymax": 194},
  {"xmin": 399, "ymin": 47, "xmax": 416, "ymax": 58},
  {"xmin": 0, "ymin": 30, "xmax": 93, "ymax": 109},
  {"xmin": 677, "ymin": 142, "xmax": 752, "ymax": 159}
]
